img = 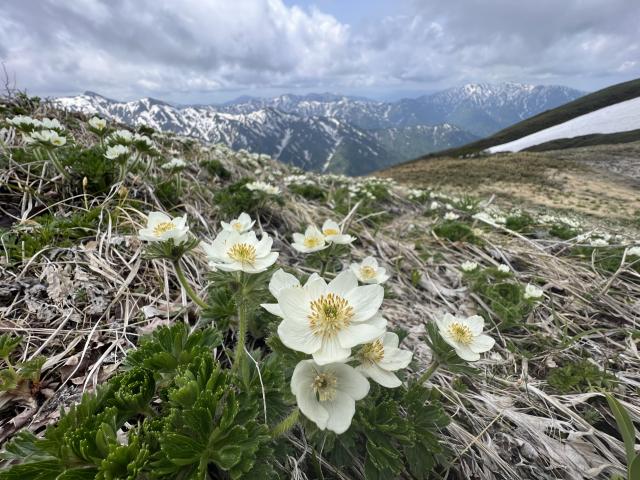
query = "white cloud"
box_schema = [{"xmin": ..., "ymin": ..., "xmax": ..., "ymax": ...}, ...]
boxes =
[{"xmin": 0, "ymin": 0, "xmax": 638, "ymax": 101}]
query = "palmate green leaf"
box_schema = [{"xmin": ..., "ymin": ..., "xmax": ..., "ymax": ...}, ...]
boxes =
[
  {"xmin": 96, "ymin": 434, "xmax": 150, "ymax": 480},
  {"xmin": 17, "ymin": 356, "xmax": 46, "ymax": 383},
  {"xmin": 0, "ymin": 368, "xmax": 19, "ymax": 392},
  {"xmin": 0, "ymin": 334, "xmax": 22, "ymax": 360}
]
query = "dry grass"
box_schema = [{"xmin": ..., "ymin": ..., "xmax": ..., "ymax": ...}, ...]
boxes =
[{"xmin": 1, "ymin": 98, "xmax": 639, "ymax": 479}]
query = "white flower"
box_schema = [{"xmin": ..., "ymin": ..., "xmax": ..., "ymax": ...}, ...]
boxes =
[
  {"xmin": 626, "ymin": 246, "xmax": 640, "ymax": 257},
  {"xmin": 105, "ymin": 144, "xmax": 130, "ymax": 160},
  {"xmin": 444, "ymin": 212, "xmax": 460, "ymax": 221},
  {"xmin": 429, "ymin": 201, "xmax": 439, "ymax": 210},
  {"xmin": 133, "ymin": 133, "xmax": 154, "ymax": 149},
  {"xmin": 460, "ymin": 261, "xmax": 478, "ymax": 272},
  {"xmin": 202, "ymin": 230, "xmax": 278, "ymax": 273},
  {"xmin": 138, "ymin": 212, "xmax": 189, "ymax": 244},
  {"xmin": 590, "ymin": 238, "xmax": 609, "ymax": 247},
  {"xmin": 436, "ymin": 313, "xmax": 495, "ymax": 362},
  {"xmin": 291, "ymin": 359, "xmax": 369, "ymax": 434},
  {"xmin": 220, "ymin": 212, "xmax": 255, "ymax": 234},
  {"xmin": 322, "ymin": 220, "xmax": 355, "ymax": 245},
  {"xmin": 161, "ymin": 158, "xmax": 187, "ymax": 170},
  {"xmin": 350, "ymin": 257, "xmax": 389, "ymax": 284},
  {"xmin": 245, "ymin": 181, "xmax": 280, "ymax": 195},
  {"xmin": 292, "ymin": 225, "xmax": 328, "ymax": 253},
  {"xmin": 40, "ymin": 118, "xmax": 64, "ymax": 131},
  {"xmin": 356, "ymin": 332, "xmax": 412, "ymax": 388},
  {"xmin": 109, "ymin": 129, "xmax": 133, "ymax": 145},
  {"xmin": 276, "ymin": 270, "xmax": 387, "ymax": 365},
  {"xmin": 524, "ymin": 283, "xmax": 544, "ymax": 300},
  {"xmin": 88, "ymin": 116, "xmax": 107, "ymax": 131},
  {"xmin": 261, "ymin": 268, "xmax": 307, "ymax": 317},
  {"xmin": 30, "ymin": 129, "xmax": 66, "ymax": 147},
  {"xmin": 497, "ymin": 264, "xmax": 510, "ymax": 273}
]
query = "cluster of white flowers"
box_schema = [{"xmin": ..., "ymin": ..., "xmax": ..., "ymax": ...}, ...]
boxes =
[
  {"xmin": 590, "ymin": 238, "xmax": 609, "ymax": 247},
  {"xmin": 29, "ymin": 129, "xmax": 67, "ymax": 147},
  {"xmin": 407, "ymin": 188, "xmax": 427, "ymax": 200},
  {"xmin": 161, "ymin": 158, "xmax": 187, "ymax": 170},
  {"xmin": 627, "ymin": 246, "xmax": 640, "ymax": 257},
  {"xmin": 460, "ymin": 261, "xmax": 478, "ymax": 272},
  {"xmin": 473, "ymin": 210, "xmax": 506, "ymax": 225},
  {"xmin": 497, "ymin": 264, "xmax": 510, "ymax": 273},
  {"xmin": 7, "ymin": 115, "xmax": 68, "ymax": 147},
  {"xmin": 444, "ymin": 212, "xmax": 460, "ymax": 221},
  {"xmin": 263, "ymin": 268, "xmax": 412, "ymax": 433},
  {"xmin": 292, "ymin": 220, "xmax": 355, "ymax": 253},
  {"xmin": 284, "ymin": 174, "xmax": 315, "ymax": 186},
  {"xmin": 245, "ymin": 181, "xmax": 280, "ymax": 195}
]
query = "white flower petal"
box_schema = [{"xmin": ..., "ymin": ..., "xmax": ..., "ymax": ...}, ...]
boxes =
[
  {"xmin": 269, "ymin": 269, "xmax": 300, "ymax": 299},
  {"xmin": 337, "ymin": 322, "xmax": 384, "ymax": 349},
  {"xmin": 278, "ymin": 320, "xmax": 321, "ymax": 354},
  {"xmin": 332, "ymin": 363, "xmax": 370, "ymax": 400},
  {"xmin": 358, "ymin": 364, "xmax": 402, "ymax": 388},
  {"xmin": 469, "ymin": 334, "xmax": 495, "ymax": 353},
  {"xmin": 322, "ymin": 391, "xmax": 356, "ymax": 434},
  {"xmin": 313, "ymin": 337, "xmax": 351, "ymax": 365},
  {"xmin": 328, "ymin": 270, "xmax": 358, "ymax": 296},
  {"xmin": 345, "ymin": 284, "xmax": 384, "ymax": 322}
]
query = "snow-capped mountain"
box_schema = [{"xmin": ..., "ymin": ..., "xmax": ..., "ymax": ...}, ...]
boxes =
[
  {"xmin": 487, "ymin": 96, "xmax": 640, "ymax": 153},
  {"xmin": 55, "ymin": 82, "xmax": 582, "ymax": 174}
]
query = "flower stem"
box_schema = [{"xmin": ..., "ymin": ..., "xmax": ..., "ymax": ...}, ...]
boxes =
[
  {"xmin": 270, "ymin": 408, "xmax": 300, "ymax": 438},
  {"xmin": 234, "ymin": 279, "xmax": 249, "ymax": 373},
  {"xmin": 319, "ymin": 244, "xmax": 335, "ymax": 278},
  {"xmin": 417, "ymin": 360, "xmax": 440, "ymax": 385},
  {"xmin": 172, "ymin": 260, "xmax": 208, "ymax": 309}
]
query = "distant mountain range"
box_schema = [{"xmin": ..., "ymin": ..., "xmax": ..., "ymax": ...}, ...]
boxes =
[{"xmin": 55, "ymin": 83, "xmax": 584, "ymax": 175}]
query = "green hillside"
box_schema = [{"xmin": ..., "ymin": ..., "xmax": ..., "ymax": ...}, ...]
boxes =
[{"xmin": 401, "ymin": 77, "xmax": 640, "ymax": 163}]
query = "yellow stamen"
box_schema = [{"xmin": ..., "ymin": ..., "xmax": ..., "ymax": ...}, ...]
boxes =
[
  {"xmin": 360, "ymin": 339, "xmax": 384, "ymax": 364},
  {"xmin": 228, "ymin": 243, "xmax": 257, "ymax": 265},
  {"xmin": 231, "ymin": 221, "xmax": 243, "ymax": 231},
  {"xmin": 449, "ymin": 322, "xmax": 473, "ymax": 345},
  {"xmin": 323, "ymin": 228, "xmax": 340, "ymax": 236},
  {"xmin": 312, "ymin": 372, "xmax": 337, "ymax": 402},
  {"xmin": 360, "ymin": 266, "xmax": 377, "ymax": 280},
  {"xmin": 153, "ymin": 221, "xmax": 175, "ymax": 236},
  {"xmin": 308, "ymin": 293, "xmax": 354, "ymax": 338},
  {"xmin": 304, "ymin": 236, "xmax": 323, "ymax": 248}
]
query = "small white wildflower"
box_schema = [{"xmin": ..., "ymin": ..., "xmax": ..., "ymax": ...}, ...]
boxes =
[
  {"xmin": 322, "ymin": 220, "xmax": 356, "ymax": 245},
  {"xmin": 220, "ymin": 212, "xmax": 255, "ymax": 234},
  {"xmin": 291, "ymin": 359, "xmax": 369, "ymax": 434},
  {"xmin": 292, "ymin": 225, "xmax": 328, "ymax": 253},
  {"xmin": 444, "ymin": 212, "xmax": 460, "ymax": 221},
  {"xmin": 497, "ymin": 264, "xmax": 510, "ymax": 273},
  {"xmin": 30, "ymin": 129, "xmax": 66, "ymax": 147},
  {"xmin": 201, "ymin": 230, "xmax": 278, "ymax": 274},
  {"xmin": 436, "ymin": 313, "xmax": 495, "ymax": 362},
  {"xmin": 138, "ymin": 212, "xmax": 189, "ymax": 244},
  {"xmin": 523, "ymin": 283, "xmax": 544, "ymax": 300},
  {"xmin": 350, "ymin": 256, "xmax": 389, "ymax": 284},
  {"xmin": 109, "ymin": 129, "xmax": 133, "ymax": 145},
  {"xmin": 88, "ymin": 116, "xmax": 107, "ymax": 131},
  {"xmin": 460, "ymin": 261, "xmax": 478, "ymax": 272},
  {"xmin": 105, "ymin": 144, "xmax": 130, "ymax": 160},
  {"xmin": 626, "ymin": 246, "xmax": 640, "ymax": 257},
  {"xmin": 40, "ymin": 118, "xmax": 64, "ymax": 131},
  {"xmin": 590, "ymin": 238, "xmax": 609, "ymax": 247},
  {"xmin": 356, "ymin": 332, "xmax": 412, "ymax": 388},
  {"xmin": 429, "ymin": 201, "xmax": 439, "ymax": 210},
  {"xmin": 161, "ymin": 158, "xmax": 187, "ymax": 170}
]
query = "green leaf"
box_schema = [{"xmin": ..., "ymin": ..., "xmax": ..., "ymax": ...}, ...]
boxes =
[
  {"xmin": 55, "ymin": 468, "xmax": 99, "ymax": 480},
  {"xmin": 629, "ymin": 454, "xmax": 640, "ymax": 480},
  {"xmin": 0, "ymin": 460, "xmax": 62, "ymax": 480},
  {"xmin": 0, "ymin": 334, "xmax": 22, "ymax": 360},
  {"xmin": 606, "ymin": 394, "xmax": 637, "ymax": 463}
]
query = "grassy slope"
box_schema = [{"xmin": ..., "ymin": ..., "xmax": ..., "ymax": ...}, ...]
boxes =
[{"xmin": 401, "ymin": 77, "xmax": 640, "ymax": 162}]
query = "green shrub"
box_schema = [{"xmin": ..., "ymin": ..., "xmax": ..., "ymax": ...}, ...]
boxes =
[
  {"xmin": 433, "ymin": 221, "xmax": 479, "ymax": 243},
  {"xmin": 201, "ymin": 159, "xmax": 231, "ymax": 180},
  {"xmin": 288, "ymin": 183, "xmax": 326, "ymax": 201},
  {"xmin": 154, "ymin": 178, "xmax": 182, "ymax": 210},
  {"xmin": 61, "ymin": 146, "xmax": 118, "ymax": 194},
  {"xmin": 549, "ymin": 223, "xmax": 578, "ymax": 240},
  {"xmin": 505, "ymin": 213, "xmax": 534, "ymax": 233},
  {"xmin": 547, "ymin": 359, "xmax": 616, "ymax": 393}
]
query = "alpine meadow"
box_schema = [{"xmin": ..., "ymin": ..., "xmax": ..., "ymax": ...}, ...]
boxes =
[{"xmin": 0, "ymin": 1, "xmax": 639, "ymax": 480}]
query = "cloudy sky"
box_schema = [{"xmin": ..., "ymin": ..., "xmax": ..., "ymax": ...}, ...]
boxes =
[{"xmin": 1, "ymin": 0, "xmax": 638, "ymax": 103}]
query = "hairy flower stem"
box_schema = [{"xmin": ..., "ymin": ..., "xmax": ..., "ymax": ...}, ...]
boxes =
[
  {"xmin": 270, "ymin": 408, "xmax": 300, "ymax": 438},
  {"xmin": 47, "ymin": 150, "xmax": 70, "ymax": 180},
  {"xmin": 172, "ymin": 260, "xmax": 208, "ymax": 309},
  {"xmin": 319, "ymin": 244, "xmax": 335, "ymax": 278},
  {"xmin": 234, "ymin": 274, "xmax": 249, "ymax": 373},
  {"xmin": 417, "ymin": 360, "xmax": 440, "ymax": 385}
]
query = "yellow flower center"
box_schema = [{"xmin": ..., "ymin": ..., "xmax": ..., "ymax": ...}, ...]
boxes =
[
  {"xmin": 323, "ymin": 228, "xmax": 340, "ymax": 236},
  {"xmin": 360, "ymin": 266, "xmax": 377, "ymax": 280},
  {"xmin": 228, "ymin": 243, "xmax": 257, "ymax": 265},
  {"xmin": 312, "ymin": 372, "xmax": 337, "ymax": 402},
  {"xmin": 153, "ymin": 221, "xmax": 175, "ymax": 236},
  {"xmin": 449, "ymin": 323, "xmax": 473, "ymax": 345},
  {"xmin": 231, "ymin": 221, "xmax": 243, "ymax": 231},
  {"xmin": 360, "ymin": 339, "xmax": 384, "ymax": 364},
  {"xmin": 308, "ymin": 293, "xmax": 354, "ymax": 338},
  {"xmin": 304, "ymin": 236, "xmax": 323, "ymax": 248}
]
